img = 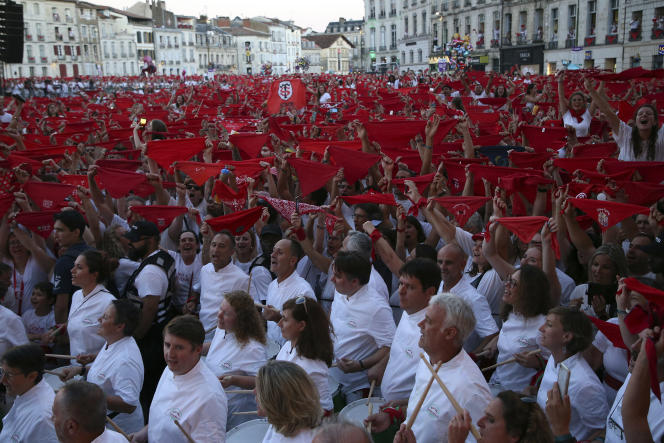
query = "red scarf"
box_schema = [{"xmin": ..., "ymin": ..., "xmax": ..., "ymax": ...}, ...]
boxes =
[{"xmin": 568, "ymin": 107, "xmax": 586, "ymax": 123}]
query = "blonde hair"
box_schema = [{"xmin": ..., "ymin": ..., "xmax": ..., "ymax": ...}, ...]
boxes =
[{"xmin": 256, "ymin": 361, "xmax": 321, "ymax": 437}]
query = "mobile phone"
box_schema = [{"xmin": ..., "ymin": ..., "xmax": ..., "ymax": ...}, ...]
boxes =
[
  {"xmin": 587, "ymin": 282, "xmax": 618, "ymax": 306},
  {"xmin": 139, "ymin": 118, "xmax": 147, "ymax": 126},
  {"xmin": 558, "ymin": 363, "xmax": 570, "ymax": 398}
]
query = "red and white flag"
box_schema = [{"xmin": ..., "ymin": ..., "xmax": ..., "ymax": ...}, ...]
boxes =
[{"xmin": 266, "ymin": 79, "xmax": 306, "ymax": 114}]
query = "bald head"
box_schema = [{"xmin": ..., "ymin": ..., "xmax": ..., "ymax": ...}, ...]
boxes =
[
  {"xmin": 312, "ymin": 422, "xmax": 372, "ymax": 443},
  {"xmin": 438, "ymin": 243, "xmax": 467, "ymax": 289}
]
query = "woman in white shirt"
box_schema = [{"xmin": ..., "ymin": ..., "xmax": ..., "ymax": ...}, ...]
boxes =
[
  {"xmin": 276, "ymin": 296, "xmax": 334, "ymax": 413},
  {"xmin": 488, "ymin": 265, "xmax": 552, "ymax": 392},
  {"xmin": 204, "ymin": 290, "xmax": 267, "ymax": 430},
  {"xmin": 585, "ymin": 78, "xmax": 664, "ymax": 162},
  {"xmin": 557, "ymin": 72, "xmax": 593, "ymax": 137},
  {"xmin": 257, "ymin": 360, "xmax": 321, "ymax": 443},
  {"xmin": 536, "ymin": 307, "xmax": 609, "ymax": 441},
  {"xmin": 58, "ymin": 299, "xmax": 144, "ymax": 433},
  {"xmin": 65, "ymin": 250, "xmax": 116, "ymax": 360}
]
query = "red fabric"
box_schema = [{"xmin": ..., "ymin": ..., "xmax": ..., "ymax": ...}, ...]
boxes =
[
  {"xmin": 224, "ymin": 158, "xmax": 273, "ymax": 180},
  {"xmin": 553, "ymin": 157, "xmax": 603, "ymax": 173},
  {"xmin": 572, "ymin": 143, "xmax": 619, "ymax": 158},
  {"xmin": 22, "ymin": 181, "xmax": 76, "ymax": 211},
  {"xmin": 508, "ymin": 151, "xmax": 554, "ymax": 170},
  {"xmin": 623, "ymin": 278, "xmax": 664, "ymax": 308},
  {"xmin": 567, "ymin": 198, "xmax": 649, "ymax": 231},
  {"xmin": 129, "ymin": 205, "xmax": 188, "ymax": 231},
  {"xmin": 175, "ymin": 162, "xmax": 223, "ymax": 186},
  {"xmin": 0, "ymin": 194, "xmax": 14, "ymax": 215},
  {"xmin": 96, "ymin": 167, "xmax": 154, "ymax": 199},
  {"xmin": 520, "ymin": 126, "xmax": 567, "ymax": 152},
  {"xmin": 568, "ymin": 107, "xmax": 585, "ymax": 123},
  {"xmin": 287, "ymin": 157, "xmax": 340, "ymax": 196},
  {"xmin": 59, "ymin": 175, "xmax": 88, "ymax": 188},
  {"xmin": 603, "ymin": 161, "xmax": 664, "ymax": 184},
  {"xmin": 432, "ymin": 196, "xmax": 490, "ymax": 227},
  {"xmin": 261, "ymin": 194, "xmax": 323, "ymax": 222},
  {"xmin": 586, "ymin": 316, "xmax": 627, "ymax": 350},
  {"xmin": 614, "ymin": 181, "xmax": 664, "ymax": 207},
  {"xmin": 328, "ymin": 146, "xmax": 381, "ymax": 185},
  {"xmin": 14, "ymin": 210, "xmax": 60, "ymax": 238},
  {"xmin": 495, "ymin": 216, "xmax": 549, "ymax": 244},
  {"xmin": 266, "ymin": 79, "xmax": 307, "ymax": 114},
  {"xmin": 341, "ymin": 192, "xmax": 397, "ymax": 206},
  {"xmin": 392, "ymin": 172, "xmax": 436, "ymax": 194},
  {"xmin": 146, "ymin": 137, "xmax": 206, "ymax": 172},
  {"xmin": 205, "ymin": 207, "xmax": 263, "ymax": 235},
  {"xmin": 95, "ymin": 159, "xmax": 142, "ymax": 171},
  {"xmin": 229, "ymin": 133, "xmax": 270, "ymax": 159},
  {"xmin": 297, "ymin": 140, "xmax": 362, "ymax": 155},
  {"xmin": 211, "ymin": 180, "xmax": 248, "ymax": 211},
  {"xmin": 363, "ymin": 120, "xmax": 426, "ymax": 149}
]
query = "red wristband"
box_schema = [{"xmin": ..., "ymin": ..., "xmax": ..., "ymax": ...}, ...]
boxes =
[{"xmin": 369, "ymin": 229, "xmax": 382, "ymax": 243}]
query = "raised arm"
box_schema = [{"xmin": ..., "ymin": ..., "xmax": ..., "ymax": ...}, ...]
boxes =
[
  {"xmin": 557, "ymin": 72, "xmax": 568, "ymax": 117},
  {"xmin": 541, "ymin": 219, "xmax": 562, "ymax": 305},
  {"xmin": 482, "ymin": 221, "xmax": 516, "ymax": 281},
  {"xmin": 583, "ymin": 78, "xmax": 621, "ymax": 135}
]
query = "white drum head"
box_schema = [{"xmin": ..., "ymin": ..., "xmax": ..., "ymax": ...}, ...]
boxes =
[
  {"xmin": 226, "ymin": 418, "xmax": 269, "ymax": 442},
  {"xmin": 338, "ymin": 397, "xmax": 384, "ymax": 426},
  {"xmin": 44, "ymin": 373, "xmax": 82, "ymax": 392}
]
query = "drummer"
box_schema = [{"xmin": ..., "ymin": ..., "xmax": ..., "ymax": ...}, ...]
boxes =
[
  {"xmin": 366, "ymin": 294, "xmax": 492, "ymax": 442},
  {"xmin": 203, "ymin": 290, "xmax": 267, "ymax": 429}
]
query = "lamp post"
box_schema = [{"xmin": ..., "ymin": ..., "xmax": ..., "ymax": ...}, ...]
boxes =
[{"xmin": 359, "ymin": 29, "xmax": 364, "ymax": 72}]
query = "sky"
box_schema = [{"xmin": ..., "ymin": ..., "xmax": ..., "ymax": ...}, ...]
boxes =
[{"xmin": 98, "ymin": 0, "xmax": 365, "ymax": 32}]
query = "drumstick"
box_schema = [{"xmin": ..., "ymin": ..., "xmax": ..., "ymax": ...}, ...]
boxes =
[
  {"xmin": 106, "ymin": 416, "xmax": 131, "ymax": 441},
  {"xmin": 246, "ymin": 271, "xmax": 252, "ymax": 294},
  {"xmin": 226, "ymin": 389, "xmax": 253, "ymax": 394},
  {"xmin": 254, "ymin": 302, "xmax": 266, "ymax": 309},
  {"xmin": 205, "ymin": 325, "xmax": 217, "ymax": 335},
  {"xmin": 232, "ymin": 411, "xmax": 258, "ymax": 415},
  {"xmin": 45, "ymin": 354, "xmax": 77, "ymax": 360},
  {"xmin": 44, "ymin": 370, "xmax": 61, "ymax": 376},
  {"xmin": 420, "ymin": 354, "xmax": 481, "ymax": 440},
  {"xmin": 366, "ymin": 380, "xmax": 377, "ymax": 433},
  {"xmin": 405, "ymin": 360, "xmax": 443, "ymax": 429},
  {"xmin": 481, "ymin": 349, "xmax": 542, "ymax": 372},
  {"xmin": 49, "ymin": 322, "xmax": 67, "ymax": 337},
  {"xmin": 174, "ymin": 419, "xmax": 196, "ymax": 443}
]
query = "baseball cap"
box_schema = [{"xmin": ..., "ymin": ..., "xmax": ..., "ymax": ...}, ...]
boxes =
[{"xmin": 124, "ymin": 221, "xmax": 160, "ymax": 242}]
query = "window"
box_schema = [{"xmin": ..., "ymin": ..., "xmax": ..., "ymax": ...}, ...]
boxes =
[
  {"xmin": 137, "ymin": 31, "xmax": 142, "ymax": 43},
  {"xmin": 401, "ymin": 51, "xmax": 406, "ymax": 63},
  {"xmin": 417, "ymin": 48, "xmax": 422, "ymax": 63},
  {"xmin": 380, "ymin": 26, "xmax": 386, "ymax": 47},
  {"xmin": 454, "ymin": 18, "xmax": 459, "ymax": 34},
  {"xmin": 534, "ymin": 9, "xmax": 543, "ymax": 40},
  {"xmin": 409, "ymin": 50, "xmax": 413, "ymax": 63},
  {"xmin": 587, "ymin": 1, "xmax": 596, "ymax": 36},
  {"xmin": 26, "ymin": 46, "xmax": 33, "ymax": 58},
  {"xmin": 654, "ymin": 55, "xmax": 663, "ymax": 69},
  {"xmin": 568, "ymin": 4, "xmax": 577, "ymax": 38},
  {"xmin": 370, "ymin": 27, "xmax": 376, "ymax": 48},
  {"xmin": 465, "ymin": 16, "xmax": 470, "ymax": 36},
  {"xmin": 391, "ymin": 24, "xmax": 397, "ymax": 47},
  {"xmin": 33, "ymin": 3, "xmax": 39, "ymax": 15},
  {"xmin": 551, "ymin": 8, "xmax": 559, "ymax": 40},
  {"xmin": 422, "ymin": 11, "xmax": 426, "ymax": 34},
  {"xmin": 433, "ymin": 22, "xmax": 438, "ymax": 45},
  {"xmin": 443, "ymin": 21, "xmax": 448, "ymax": 43},
  {"xmin": 39, "ymin": 45, "xmax": 45, "ymax": 56},
  {"xmin": 609, "ymin": 0, "xmax": 619, "ymax": 33},
  {"xmin": 404, "ymin": 17, "xmax": 409, "ymax": 35},
  {"xmin": 413, "ymin": 14, "xmax": 417, "ymax": 35},
  {"xmin": 36, "ymin": 23, "xmax": 42, "ymax": 36}
]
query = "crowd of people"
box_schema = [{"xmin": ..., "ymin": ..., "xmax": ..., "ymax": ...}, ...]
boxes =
[{"xmin": 0, "ymin": 65, "xmax": 664, "ymax": 443}]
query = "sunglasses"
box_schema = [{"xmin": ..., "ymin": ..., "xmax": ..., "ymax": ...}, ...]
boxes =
[{"xmin": 295, "ymin": 296, "xmax": 309, "ymax": 316}]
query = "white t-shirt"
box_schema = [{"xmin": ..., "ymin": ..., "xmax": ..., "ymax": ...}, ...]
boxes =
[
  {"xmin": 563, "ymin": 109, "xmax": 592, "ymax": 137},
  {"xmin": 91, "ymin": 429, "xmax": 129, "ymax": 442},
  {"xmin": 319, "ymin": 92, "xmax": 331, "ymax": 104},
  {"xmin": 3, "ymin": 255, "xmax": 49, "ymax": 315},
  {"xmin": 22, "ymin": 308, "xmax": 56, "ymax": 340},
  {"xmin": 265, "ymin": 272, "xmax": 315, "ymax": 345},
  {"xmin": 329, "ymin": 284, "xmax": 396, "ymax": 394},
  {"xmin": 592, "ymin": 317, "xmax": 629, "ymax": 405},
  {"xmin": 381, "ymin": 308, "xmax": 425, "ymax": 402},
  {"xmin": 276, "ymin": 341, "xmax": 333, "ymax": 411},
  {"xmin": 149, "ymin": 360, "xmax": 227, "ymax": 443},
  {"xmin": 199, "ymin": 262, "xmax": 250, "ymax": 340},
  {"xmin": 614, "ymin": 120, "xmax": 664, "ymax": 162},
  {"xmin": 167, "ymin": 250, "xmax": 202, "ymax": 308},
  {"xmin": 67, "ymin": 285, "xmax": 116, "ymax": 360},
  {"xmin": 262, "ymin": 426, "xmax": 317, "ymax": 443},
  {"xmin": 408, "ymin": 351, "xmax": 492, "ymax": 443},
  {"xmin": 87, "ymin": 336, "xmax": 144, "ymax": 433},
  {"xmin": 537, "ymin": 353, "xmax": 609, "ymax": 441},
  {"xmin": 490, "ymin": 313, "xmax": 549, "ymax": 392},
  {"xmin": 0, "ymin": 379, "xmax": 58, "ymax": 443}
]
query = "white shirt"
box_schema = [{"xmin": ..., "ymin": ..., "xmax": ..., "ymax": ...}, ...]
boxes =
[
  {"xmin": 199, "ymin": 262, "xmax": 250, "ymax": 340},
  {"xmin": 167, "ymin": 250, "xmax": 202, "ymax": 308},
  {"xmin": 592, "ymin": 317, "xmax": 629, "ymax": 405},
  {"xmin": 248, "ymin": 265, "xmax": 273, "ymax": 303},
  {"xmin": 92, "ymin": 429, "xmax": 130, "ymax": 443},
  {"xmin": 444, "ymin": 279, "xmax": 498, "ymax": 351},
  {"xmin": 605, "ymin": 374, "xmax": 664, "ymax": 443},
  {"xmin": 615, "ymin": 120, "xmax": 664, "ymax": 162},
  {"xmin": 537, "ymin": 353, "xmax": 609, "ymax": 441},
  {"xmin": 87, "ymin": 336, "xmax": 144, "ymax": 433},
  {"xmin": 563, "ymin": 109, "xmax": 592, "ymax": 137},
  {"xmin": 149, "ymin": 359, "xmax": 227, "ymax": 443},
  {"xmin": 0, "ymin": 305, "xmax": 29, "ymax": 358},
  {"xmin": 3, "ymin": 255, "xmax": 49, "ymax": 315},
  {"xmin": 329, "ymin": 284, "xmax": 396, "ymax": 394},
  {"xmin": 22, "ymin": 308, "xmax": 56, "ymax": 340},
  {"xmin": 408, "ymin": 351, "xmax": 492, "ymax": 443},
  {"xmin": 276, "ymin": 341, "xmax": 333, "ymax": 411},
  {"xmin": 381, "ymin": 308, "xmax": 425, "ymax": 402},
  {"xmin": 0, "ymin": 378, "xmax": 58, "ymax": 443},
  {"xmin": 266, "ymin": 271, "xmax": 315, "ymax": 345},
  {"xmin": 490, "ymin": 313, "xmax": 549, "ymax": 392},
  {"xmin": 262, "ymin": 426, "xmax": 317, "ymax": 443},
  {"xmin": 67, "ymin": 285, "xmax": 116, "ymax": 359}
]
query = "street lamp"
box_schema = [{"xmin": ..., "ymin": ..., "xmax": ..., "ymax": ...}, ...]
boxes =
[{"xmin": 359, "ymin": 29, "xmax": 364, "ymax": 72}]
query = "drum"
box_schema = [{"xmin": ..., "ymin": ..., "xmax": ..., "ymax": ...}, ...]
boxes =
[
  {"xmin": 44, "ymin": 373, "xmax": 82, "ymax": 392},
  {"xmin": 328, "ymin": 374, "xmax": 340, "ymax": 399},
  {"xmin": 338, "ymin": 397, "xmax": 385, "ymax": 426},
  {"xmin": 226, "ymin": 418, "xmax": 269, "ymax": 443},
  {"xmin": 266, "ymin": 340, "xmax": 281, "ymax": 359}
]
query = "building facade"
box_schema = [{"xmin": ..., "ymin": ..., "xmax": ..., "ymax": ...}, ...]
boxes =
[
  {"xmin": 364, "ymin": 0, "xmax": 401, "ymax": 72},
  {"xmin": 324, "ymin": 18, "xmax": 365, "ymax": 72},
  {"xmin": 399, "ymin": 0, "xmax": 433, "ymax": 72},
  {"xmin": 303, "ymin": 34, "xmax": 354, "ymax": 73}
]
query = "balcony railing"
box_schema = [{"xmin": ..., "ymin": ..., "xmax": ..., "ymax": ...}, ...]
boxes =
[
  {"xmin": 71, "ymin": 55, "xmax": 78, "ymax": 61},
  {"xmin": 629, "ymin": 29, "xmax": 641, "ymax": 41},
  {"xmin": 564, "ymin": 38, "xmax": 577, "ymax": 48},
  {"xmin": 389, "ymin": 43, "xmax": 397, "ymax": 49},
  {"xmin": 379, "ymin": 12, "xmax": 385, "ymax": 18},
  {"xmin": 379, "ymin": 45, "xmax": 387, "ymax": 51},
  {"xmin": 52, "ymin": 13, "xmax": 60, "ymax": 22},
  {"xmin": 38, "ymin": 35, "xmax": 44, "ymax": 41},
  {"xmin": 389, "ymin": 9, "xmax": 396, "ymax": 17},
  {"xmin": 27, "ymin": 56, "xmax": 35, "ymax": 63},
  {"xmin": 65, "ymin": 16, "xmax": 73, "ymax": 23},
  {"xmin": 547, "ymin": 41, "xmax": 558, "ymax": 49},
  {"xmin": 56, "ymin": 34, "xmax": 63, "ymax": 41},
  {"xmin": 40, "ymin": 56, "xmax": 48, "ymax": 63},
  {"xmin": 605, "ymin": 34, "xmax": 618, "ymax": 45},
  {"xmin": 25, "ymin": 34, "xmax": 32, "ymax": 41},
  {"xmin": 653, "ymin": 28, "xmax": 664, "ymax": 39},
  {"xmin": 584, "ymin": 36, "xmax": 596, "ymax": 46}
]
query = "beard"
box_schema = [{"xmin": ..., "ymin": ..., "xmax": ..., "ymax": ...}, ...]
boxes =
[{"xmin": 128, "ymin": 243, "xmax": 149, "ymax": 261}]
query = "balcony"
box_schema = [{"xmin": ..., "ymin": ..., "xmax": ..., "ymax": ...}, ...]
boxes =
[
  {"xmin": 188, "ymin": 41, "xmax": 194, "ymax": 46},
  {"xmin": 159, "ymin": 43, "xmax": 166, "ymax": 48},
  {"xmin": 369, "ymin": 13, "xmax": 375, "ymax": 19},
  {"xmin": 490, "ymin": 39, "xmax": 499, "ymax": 48},
  {"xmin": 68, "ymin": 34, "xmax": 75, "ymax": 40},
  {"xmin": 112, "ymin": 53, "xmax": 117, "ymax": 58},
  {"xmin": 167, "ymin": 44, "xmax": 172, "ymax": 48},
  {"xmin": 71, "ymin": 55, "xmax": 78, "ymax": 61},
  {"xmin": 516, "ymin": 34, "xmax": 528, "ymax": 45},
  {"xmin": 65, "ymin": 16, "xmax": 73, "ymax": 23},
  {"xmin": 41, "ymin": 56, "xmax": 48, "ymax": 63},
  {"xmin": 464, "ymin": 0, "xmax": 471, "ymax": 6},
  {"xmin": 547, "ymin": 41, "xmax": 558, "ymax": 49},
  {"xmin": 502, "ymin": 36, "xmax": 512, "ymax": 46},
  {"xmin": 369, "ymin": 46, "xmax": 376, "ymax": 52},
  {"xmin": 605, "ymin": 34, "xmax": 618, "ymax": 45},
  {"xmin": 584, "ymin": 36, "xmax": 596, "ymax": 46},
  {"xmin": 27, "ymin": 56, "xmax": 35, "ymax": 63},
  {"xmin": 389, "ymin": 43, "xmax": 397, "ymax": 50},
  {"xmin": 564, "ymin": 38, "xmax": 577, "ymax": 48},
  {"xmin": 38, "ymin": 34, "xmax": 44, "ymax": 41},
  {"xmin": 56, "ymin": 34, "xmax": 63, "ymax": 41},
  {"xmin": 379, "ymin": 12, "xmax": 385, "ymax": 18},
  {"xmin": 174, "ymin": 44, "xmax": 179, "ymax": 48},
  {"xmin": 379, "ymin": 45, "xmax": 387, "ymax": 51},
  {"xmin": 25, "ymin": 34, "xmax": 32, "ymax": 41},
  {"xmin": 629, "ymin": 29, "xmax": 641, "ymax": 41},
  {"xmin": 52, "ymin": 13, "xmax": 60, "ymax": 22},
  {"xmin": 653, "ymin": 28, "xmax": 664, "ymax": 39},
  {"xmin": 389, "ymin": 9, "xmax": 396, "ymax": 17}
]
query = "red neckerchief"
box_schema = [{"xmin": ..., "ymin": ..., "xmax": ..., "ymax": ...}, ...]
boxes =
[{"xmin": 568, "ymin": 107, "xmax": 585, "ymax": 123}]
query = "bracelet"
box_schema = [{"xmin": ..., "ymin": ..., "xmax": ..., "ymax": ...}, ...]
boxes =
[
  {"xmin": 424, "ymin": 144, "xmax": 433, "ymax": 150},
  {"xmin": 369, "ymin": 229, "xmax": 382, "ymax": 243},
  {"xmin": 617, "ymin": 309, "xmax": 628, "ymax": 315},
  {"xmin": 358, "ymin": 359, "xmax": 365, "ymax": 370},
  {"xmin": 382, "ymin": 406, "xmax": 405, "ymax": 425}
]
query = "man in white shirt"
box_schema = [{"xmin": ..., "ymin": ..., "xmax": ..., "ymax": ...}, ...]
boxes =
[
  {"xmin": 1, "ymin": 345, "xmax": 58, "ymax": 442},
  {"xmin": 52, "ymin": 380, "xmax": 127, "ymax": 442},
  {"xmin": 367, "ymin": 294, "xmax": 492, "ymax": 443},
  {"xmin": 199, "ymin": 231, "xmax": 249, "ymax": 340},
  {"xmin": 369, "ymin": 258, "xmax": 441, "ymax": 404},
  {"xmin": 0, "ymin": 303, "xmax": 29, "ymax": 358},
  {"xmin": 329, "ymin": 251, "xmax": 396, "ymax": 403},
  {"xmin": 166, "ymin": 231, "xmax": 202, "ymax": 313},
  {"xmin": 131, "ymin": 315, "xmax": 227, "ymax": 443},
  {"xmin": 437, "ymin": 244, "xmax": 498, "ymax": 352},
  {"xmin": 262, "ymin": 239, "xmax": 315, "ymax": 345}
]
